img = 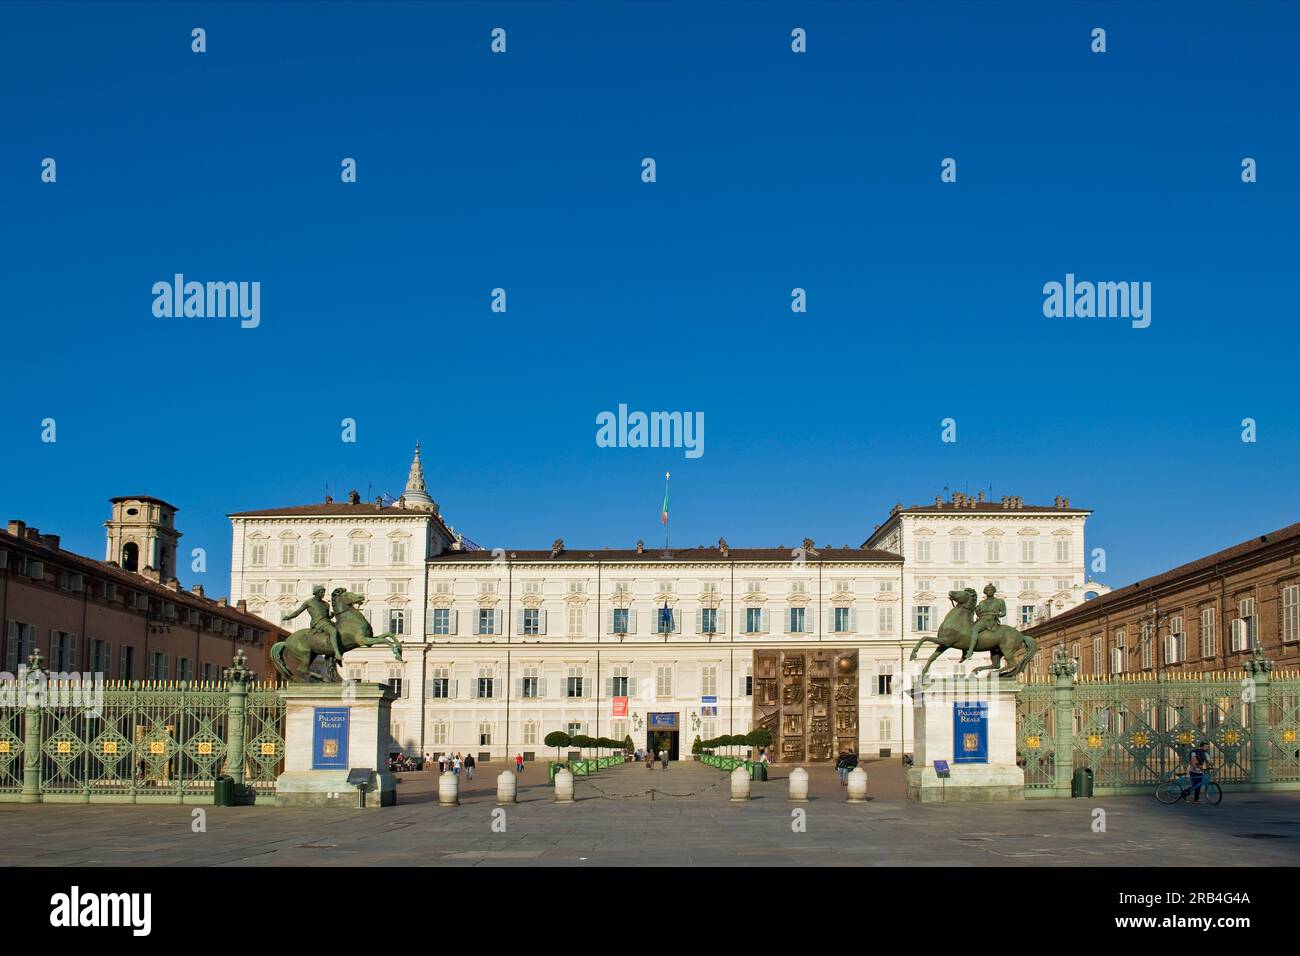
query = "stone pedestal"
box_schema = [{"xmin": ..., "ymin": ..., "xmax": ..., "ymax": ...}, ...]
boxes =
[
  {"xmin": 905, "ymin": 676, "xmax": 1024, "ymax": 803},
  {"xmin": 276, "ymin": 683, "xmax": 397, "ymax": 809}
]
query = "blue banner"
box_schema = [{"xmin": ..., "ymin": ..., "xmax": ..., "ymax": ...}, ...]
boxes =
[
  {"xmin": 313, "ymin": 707, "xmax": 350, "ymax": 770},
  {"xmin": 648, "ymin": 712, "xmax": 678, "ymax": 729},
  {"xmin": 952, "ymin": 701, "xmax": 988, "ymax": 764}
]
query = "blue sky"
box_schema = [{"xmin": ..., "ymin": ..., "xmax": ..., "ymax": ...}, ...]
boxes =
[{"xmin": 1, "ymin": 1, "xmax": 1296, "ymax": 594}]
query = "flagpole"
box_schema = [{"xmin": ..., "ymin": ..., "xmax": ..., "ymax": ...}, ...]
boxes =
[{"xmin": 662, "ymin": 471, "xmax": 670, "ymax": 553}]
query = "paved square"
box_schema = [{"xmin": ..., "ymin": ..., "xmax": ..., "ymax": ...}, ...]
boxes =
[{"xmin": 2, "ymin": 760, "xmax": 1298, "ymax": 867}]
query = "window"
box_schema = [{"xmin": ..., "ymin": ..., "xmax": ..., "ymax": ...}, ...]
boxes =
[
  {"xmin": 878, "ymin": 605, "xmax": 895, "ymax": 634},
  {"xmin": 1070, "ymin": 642, "xmax": 1081, "ymax": 673},
  {"xmin": 88, "ymin": 638, "xmax": 111, "ymax": 676},
  {"xmin": 951, "ymin": 539, "xmax": 967, "ymax": 563},
  {"xmin": 249, "ymin": 543, "xmax": 266, "ymax": 567},
  {"xmin": 521, "ymin": 666, "xmax": 541, "ymax": 698},
  {"xmin": 431, "ymin": 608, "xmax": 451, "ymax": 635},
  {"xmin": 119, "ymin": 645, "xmax": 135, "ymax": 681},
  {"xmin": 1092, "ymin": 636, "xmax": 1103, "ymax": 676},
  {"xmin": 1112, "ymin": 630, "xmax": 1126, "ymax": 674},
  {"xmin": 311, "ymin": 542, "xmax": 329, "ymax": 567},
  {"xmin": 790, "ymin": 580, "xmax": 807, "ymax": 595},
  {"xmin": 610, "ymin": 666, "xmax": 629, "ymax": 697},
  {"xmin": 877, "ymin": 665, "xmax": 893, "ymax": 696},
  {"xmin": 1021, "ymin": 579, "xmax": 1035, "ymax": 593},
  {"xmin": 476, "ymin": 668, "xmax": 495, "ymax": 699},
  {"xmin": 702, "ymin": 719, "xmax": 717, "ymax": 741},
  {"xmin": 986, "ymin": 539, "xmax": 1001, "ymax": 562},
  {"xmin": 566, "ymin": 722, "xmax": 583, "ymax": 738},
  {"xmin": 612, "ymin": 720, "xmax": 628, "ymax": 742},
  {"xmin": 1167, "ymin": 616, "xmax": 1185, "ymax": 664},
  {"xmin": 523, "ymin": 609, "xmax": 540, "ymax": 635},
  {"xmin": 1020, "ymin": 605, "xmax": 1036, "ymax": 626},
  {"xmin": 834, "ymin": 606, "xmax": 852, "ymax": 633},
  {"xmin": 702, "ymin": 582, "xmax": 719, "ymax": 595},
  {"xmin": 788, "ymin": 607, "xmax": 806, "ymax": 633},
  {"xmin": 701, "ymin": 664, "xmax": 718, "ymax": 697},
  {"xmin": 913, "ymin": 606, "xmax": 932, "ymax": 632},
  {"xmin": 1200, "ymin": 608, "xmax": 1216, "ymax": 657},
  {"xmin": 350, "ymin": 581, "xmax": 367, "ymax": 596},
  {"xmin": 434, "ymin": 581, "xmax": 452, "ymax": 595},
  {"xmin": 700, "ymin": 608, "xmax": 718, "ymax": 634},
  {"xmin": 388, "ymin": 540, "xmax": 407, "ymax": 565},
  {"xmin": 388, "ymin": 666, "xmax": 406, "ymax": 698},
  {"xmin": 430, "ymin": 722, "xmax": 448, "ymax": 746},
  {"xmin": 878, "ymin": 580, "xmax": 895, "ymax": 592},
  {"xmin": 1056, "ymin": 540, "xmax": 1071, "ymax": 562},
  {"xmin": 429, "ymin": 667, "xmax": 451, "ymax": 698},
  {"xmin": 178, "ymin": 658, "xmax": 193, "ymax": 682},
  {"xmin": 279, "ymin": 582, "xmax": 296, "ymax": 597},
  {"xmin": 247, "ymin": 581, "xmax": 266, "ymax": 596},
  {"xmin": 1283, "ymin": 586, "xmax": 1299, "ymax": 643},
  {"xmin": 916, "ymin": 539, "xmax": 932, "ymax": 562},
  {"xmin": 1021, "ymin": 540, "xmax": 1035, "ymax": 563},
  {"xmin": 878, "ymin": 717, "xmax": 893, "ymax": 741},
  {"xmin": 613, "ymin": 582, "xmax": 630, "ymax": 595},
  {"xmin": 916, "ymin": 579, "xmax": 932, "ymax": 592},
  {"xmin": 523, "ymin": 580, "xmax": 541, "ymax": 595},
  {"xmin": 1240, "ymin": 596, "xmax": 1257, "ymax": 649},
  {"xmin": 477, "ymin": 609, "xmax": 496, "ymax": 635},
  {"xmin": 613, "ymin": 608, "xmax": 630, "ymax": 634},
  {"xmin": 657, "ymin": 581, "xmax": 675, "ymax": 594},
  {"xmin": 566, "ymin": 668, "xmax": 585, "ymax": 698},
  {"xmin": 279, "ymin": 543, "xmax": 296, "ymax": 567},
  {"xmin": 46, "ymin": 631, "xmax": 74, "ymax": 671},
  {"xmin": 745, "ymin": 607, "xmax": 764, "ymax": 634},
  {"xmin": 150, "ymin": 652, "xmax": 168, "ymax": 680},
  {"xmin": 567, "ymin": 605, "xmax": 584, "ymax": 636},
  {"xmin": 744, "ymin": 665, "xmax": 753, "ymax": 697},
  {"xmin": 1141, "ymin": 624, "xmax": 1154, "ymax": 668},
  {"xmin": 388, "ymin": 580, "xmax": 408, "ymax": 596},
  {"xmin": 522, "ymin": 722, "xmax": 538, "ymax": 746},
  {"xmin": 478, "ymin": 723, "xmax": 492, "ymax": 746},
  {"xmin": 833, "ymin": 580, "xmax": 852, "ymax": 595},
  {"xmin": 350, "ymin": 542, "xmax": 368, "ymax": 565},
  {"xmin": 1055, "ymin": 578, "xmax": 1071, "ymax": 592},
  {"xmin": 388, "ymin": 609, "xmax": 405, "ymax": 635},
  {"xmin": 952, "ymin": 580, "xmax": 967, "ymax": 592},
  {"xmin": 568, "ymin": 581, "xmax": 586, "ymax": 594},
  {"xmin": 655, "ymin": 607, "xmax": 676, "ymax": 635},
  {"xmin": 656, "ymin": 666, "xmax": 673, "ymax": 698},
  {"xmin": 745, "ymin": 580, "xmax": 764, "ymax": 594},
  {"xmin": 479, "ymin": 581, "xmax": 497, "ymax": 595}
]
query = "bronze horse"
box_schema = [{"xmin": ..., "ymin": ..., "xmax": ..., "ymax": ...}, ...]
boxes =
[
  {"xmin": 908, "ymin": 588, "xmax": 1037, "ymax": 681},
  {"xmin": 271, "ymin": 588, "xmax": 403, "ymax": 682}
]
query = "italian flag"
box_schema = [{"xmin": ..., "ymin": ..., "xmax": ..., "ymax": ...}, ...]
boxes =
[{"xmin": 661, "ymin": 474, "xmax": 670, "ymax": 526}]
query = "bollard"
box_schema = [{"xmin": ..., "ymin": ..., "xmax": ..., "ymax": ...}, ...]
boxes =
[
  {"xmin": 554, "ymin": 767, "xmax": 575, "ymax": 803},
  {"xmin": 788, "ymin": 767, "xmax": 809, "ymax": 802},
  {"xmin": 496, "ymin": 769, "xmax": 517, "ymax": 805},
  {"xmin": 846, "ymin": 767, "xmax": 868, "ymax": 803},
  {"xmin": 730, "ymin": 766, "xmax": 751, "ymax": 802},
  {"xmin": 438, "ymin": 770, "xmax": 460, "ymax": 807}
]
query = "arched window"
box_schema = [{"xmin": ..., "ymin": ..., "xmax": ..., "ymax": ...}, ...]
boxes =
[{"xmin": 122, "ymin": 542, "xmax": 139, "ymax": 572}]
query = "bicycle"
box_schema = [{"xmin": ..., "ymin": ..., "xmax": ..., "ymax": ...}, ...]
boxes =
[{"xmin": 1155, "ymin": 767, "xmax": 1222, "ymax": 805}]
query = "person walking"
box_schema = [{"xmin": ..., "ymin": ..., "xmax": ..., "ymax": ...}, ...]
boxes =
[
  {"xmin": 645, "ymin": 748, "xmax": 655, "ymax": 770},
  {"xmin": 515, "ymin": 753, "xmax": 524, "ymax": 774},
  {"xmin": 659, "ymin": 748, "xmax": 669, "ymax": 770},
  {"xmin": 452, "ymin": 754, "xmax": 462, "ymax": 778},
  {"xmin": 464, "ymin": 753, "xmax": 475, "ymax": 781},
  {"xmin": 438, "ymin": 753, "xmax": 446, "ymax": 773},
  {"xmin": 1188, "ymin": 740, "xmax": 1213, "ymax": 803}
]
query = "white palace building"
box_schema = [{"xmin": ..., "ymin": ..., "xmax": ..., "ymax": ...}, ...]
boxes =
[{"xmin": 228, "ymin": 447, "xmax": 1107, "ymax": 764}]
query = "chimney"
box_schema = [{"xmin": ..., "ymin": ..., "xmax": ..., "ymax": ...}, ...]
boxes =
[
  {"xmin": 166, "ymin": 577, "xmax": 180, "ymax": 591},
  {"xmin": 44, "ymin": 534, "xmax": 61, "ymax": 550},
  {"xmin": 193, "ymin": 584, "xmax": 205, "ymax": 598},
  {"xmin": 237, "ymin": 599, "xmax": 248, "ymax": 613},
  {"xmin": 6, "ymin": 520, "xmax": 25, "ymax": 538},
  {"xmin": 217, "ymin": 597, "xmax": 228, "ymax": 607},
  {"xmin": 25, "ymin": 527, "xmax": 41, "ymax": 541}
]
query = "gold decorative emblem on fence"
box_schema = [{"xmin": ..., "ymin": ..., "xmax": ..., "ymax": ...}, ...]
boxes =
[
  {"xmin": 1024, "ymin": 734, "xmax": 1041, "ymax": 749},
  {"xmin": 197, "ymin": 742, "xmax": 213, "ymax": 755},
  {"xmin": 1177, "ymin": 731, "xmax": 1194, "ymax": 745},
  {"xmin": 260, "ymin": 743, "xmax": 277, "ymax": 755},
  {"xmin": 102, "ymin": 741, "xmax": 118, "ymax": 755},
  {"xmin": 1222, "ymin": 730, "xmax": 1241, "ymax": 745},
  {"xmin": 1284, "ymin": 729, "xmax": 1297, "ymax": 744},
  {"xmin": 149, "ymin": 741, "xmax": 166, "ymax": 755},
  {"xmin": 1130, "ymin": 732, "xmax": 1149, "ymax": 747},
  {"xmin": 0, "ymin": 741, "xmax": 9, "ymax": 754},
  {"xmin": 56, "ymin": 740, "xmax": 71, "ymax": 754},
  {"xmin": 1086, "ymin": 733, "xmax": 1104, "ymax": 748}
]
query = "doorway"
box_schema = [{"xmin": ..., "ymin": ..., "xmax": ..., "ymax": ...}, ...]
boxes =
[{"xmin": 646, "ymin": 712, "xmax": 680, "ymax": 759}]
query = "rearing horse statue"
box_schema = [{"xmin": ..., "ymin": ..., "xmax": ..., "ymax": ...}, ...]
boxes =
[
  {"xmin": 908, "ymin": 588, "xmax": 1038, "ymax": 682},
  {"xmin": 271, "ymin": 588, "xmax": 404, "ymax": 682}
]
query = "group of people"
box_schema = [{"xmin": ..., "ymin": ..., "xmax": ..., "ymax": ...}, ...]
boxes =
[
  {"xmin": 635, "ymin": 747, "xmax": 671, "ymax": 769},
  {"xmin": 422, "ymin": 752, "xmax": 476, "ymax": 780},
  {"xmin": 388, "ymin": 754, "xmax": 420, "ymax": 773}
]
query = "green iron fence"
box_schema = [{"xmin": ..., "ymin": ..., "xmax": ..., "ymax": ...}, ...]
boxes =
[
  {"xmin": 1016, "ymin": 658, "xmax": 1300, "ymax": 797},
  {"xmin": 0, "ymin": 654, "xmax": 284, "ymax": 804}
]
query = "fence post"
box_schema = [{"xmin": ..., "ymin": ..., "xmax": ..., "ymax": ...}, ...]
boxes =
[
  {"xmin": 1049, "ymin": 650, "xmax": 1076, "ymax": 798},
  {"xmin": 1245, "ymin": 648, "xmax": 1273, "ymax": 789},
  {"xmin": 20, "ymin": 649, "xmax": 44, "ymax": 804},
  {"xmin": 223, "ymin": 650, "xmax": 252, "ymax": 792}
]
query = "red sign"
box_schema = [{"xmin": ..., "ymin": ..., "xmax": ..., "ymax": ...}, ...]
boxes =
[{"xmin": 612, "ymin": 697, "xmax": 628, "ymax": 717}]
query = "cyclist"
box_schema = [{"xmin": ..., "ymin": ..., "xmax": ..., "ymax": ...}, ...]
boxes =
[{"xmin": 1188, "ymin": 740, "xmax": 1213, "ymax": 803}]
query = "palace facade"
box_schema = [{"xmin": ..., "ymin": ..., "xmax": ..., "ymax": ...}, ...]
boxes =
[
  {"xmin": 1, "ymin": 499, "xmax": 278, "ymax": 682},
  {"xmin": 230, "ymin": 448, "xmax": 1108, "ymax": 763},
  {"xmin": 1026, "ymin": 521, "xmax": 1300, "ymax": 678}
]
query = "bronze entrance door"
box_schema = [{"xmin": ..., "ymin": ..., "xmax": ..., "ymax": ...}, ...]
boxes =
[{"xmin": 647, "ymin": 712, "xmax": 680, "ymax": 759}]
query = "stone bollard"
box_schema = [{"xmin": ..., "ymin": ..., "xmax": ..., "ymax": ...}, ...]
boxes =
[
  {"xmin": 554, "ymin": 767, "xmax": 575, "ymax": 803},
  {"xmin": 496, "ymin": 770, "xmax": 517, "ymax": 805},
  {"xmin": 438, "ymin": 771, "xmax": 460, "ymax": 807},
  {"xmin": 846, "ymin": 767, "xmax": 868, "ymax": 803},
  {"xmin": 730, "ymin": 766, "xmax": 751, "ymax": 802},
  {"xmin": 788, "ymin": 767, "xmax": 809, "ymax": 802}
]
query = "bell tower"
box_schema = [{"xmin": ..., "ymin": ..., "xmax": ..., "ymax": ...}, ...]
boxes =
[{"xmin": 105, "ymin": 496, "xmax": 182, "ymax": 580}]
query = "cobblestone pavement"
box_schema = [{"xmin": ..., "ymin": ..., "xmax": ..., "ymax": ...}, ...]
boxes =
[{"xmin": 2, "ymin": 760, "xmax": 1298, "ymax": 866}]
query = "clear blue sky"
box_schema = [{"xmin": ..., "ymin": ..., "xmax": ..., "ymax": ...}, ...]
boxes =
[{"xmin": 1, "ymin": 1, "xmax": 1296, "ymax": 595}]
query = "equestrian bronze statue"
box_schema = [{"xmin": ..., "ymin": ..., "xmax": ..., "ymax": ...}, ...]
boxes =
[
  {"xmin": 908, "ymin": 586, "xmax": 1038, "ymax": 682},
  {"xmin": 273, "ymin": 587, "xmax": 403, "ymax": 682}
]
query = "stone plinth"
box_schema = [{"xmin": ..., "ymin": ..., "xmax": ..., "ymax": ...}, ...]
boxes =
[
  {"xmin": 905, "ymin": 676, "xmax": 1024, "ymax": 803},
  {"xmin": 276, "ymin": 683, "xmax": 397, "ymax": 809}
]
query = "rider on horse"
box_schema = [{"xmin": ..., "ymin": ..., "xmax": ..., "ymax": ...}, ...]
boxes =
[
  {"xmin": 962, "ymin": 584, "xmax": 1005, "ymax": 662},
  {"xmin": 281, "ymin": 585, "xmax": 344, "ymax": 660}
]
